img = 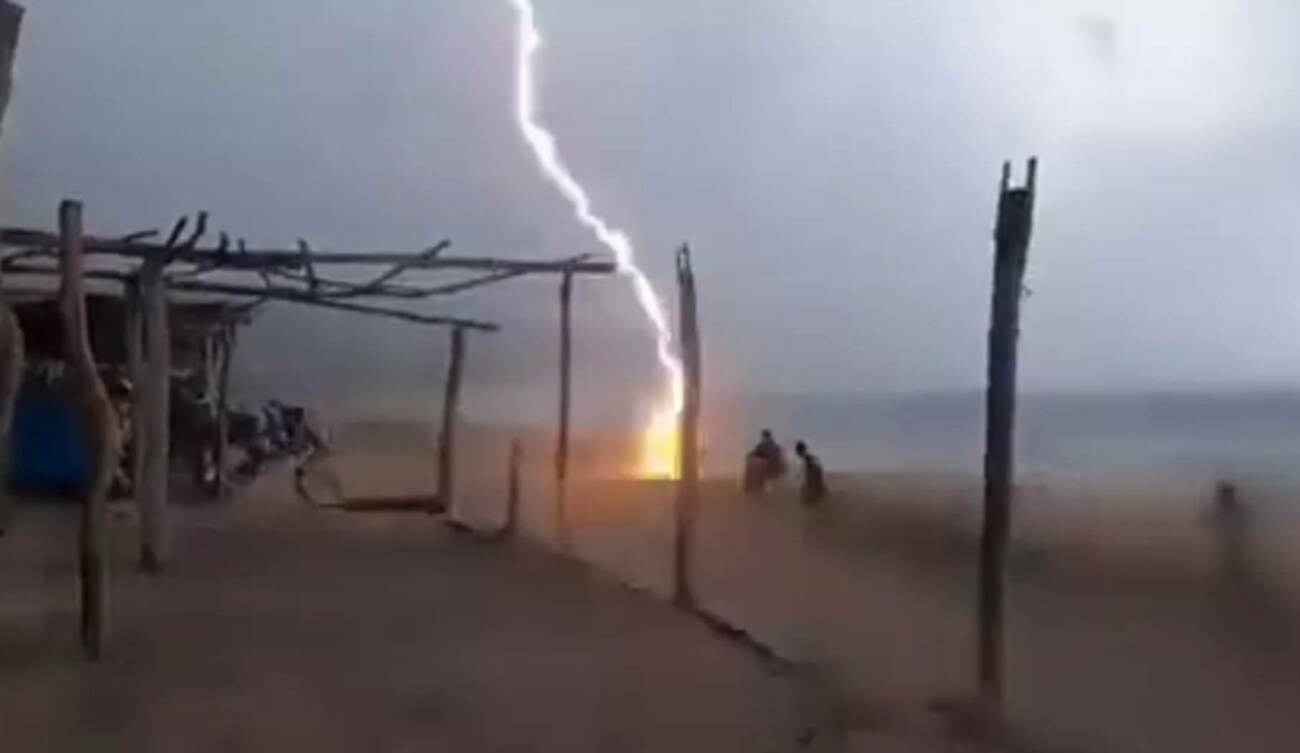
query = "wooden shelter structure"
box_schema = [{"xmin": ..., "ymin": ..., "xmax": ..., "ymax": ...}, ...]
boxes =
[
  {"xmin": 0, "ymin": 0, "xmax": 627, "ymax": 661},
  {"xmin": 0, "ymin": 201, "xmax": 616, "ymax": 656},
  {"xmin": 0, "ymin": 217, "xmax": 615, "ymax": 493}
]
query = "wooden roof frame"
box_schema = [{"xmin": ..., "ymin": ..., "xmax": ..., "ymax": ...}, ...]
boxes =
[{"xmin": 0, "ymin": 213, "xmax": 617, "ymax": 333}]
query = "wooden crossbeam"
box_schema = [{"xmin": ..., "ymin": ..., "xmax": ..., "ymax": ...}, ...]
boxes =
[
  {"xmin": 3, "ymin": 263, "xmax": 500, "ymax": 331},
  {"xmin": 0, "ymin": 228, "xmax": 618, "ymax": 276},
  {"xmin": 348, "ymin": 239, "xmax": 451, "ymax": 295}
]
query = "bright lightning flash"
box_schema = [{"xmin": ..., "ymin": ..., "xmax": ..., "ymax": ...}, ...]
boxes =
[{"xmin": 510, "ymin": 0, "xmax": 684, "ymax": 479}]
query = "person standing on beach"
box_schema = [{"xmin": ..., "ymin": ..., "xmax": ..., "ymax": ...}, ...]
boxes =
[
  {"xmin": 795, "ymin": 440, "xmax": 827, "ymax": 506},
  {"xmin": 1209, "ymin": 480, "xmax": 1250, "ymax": 586},
  {"xmin": 753, "ymin": 430, "xmax": 784, "ymax": 471},
  {"xmin": 744, "ymin": 429, "xmax": 788, "ymax": 493}
]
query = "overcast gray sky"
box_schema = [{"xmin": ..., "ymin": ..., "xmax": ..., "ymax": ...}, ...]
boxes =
[{"xmin": 4, "ymin": 1, "xmax": 1300, "ymax": 424}]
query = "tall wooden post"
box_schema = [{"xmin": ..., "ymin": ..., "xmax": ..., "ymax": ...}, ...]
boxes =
[
  {"xmin": 193, "ymin": 333, "xmax": 216, "ymax": 490},
  {"xmin": 977, "ymin": 158, "xmax": 1038, "ymax": 704},
  {"xmin": 0, "ymin": 303, "xmax": 22, "ymax": 533},
  {"xmin": 437, "ymin": 326, "xmax": 466, "ymax": 517},
  {"xmin": 138, "ymin": 255, "xmax": 170, "ymax": 571},
  {"xmin": 60, "ymin": 199, "xmax": 120, "ymax": 660},
  {"xmin": 673, "ymin": 245, "xmax": 702, "ymax": 609},
  {"xmin": 556, "ymin": 270, "xmax": 573, "ymax": 483},
  {"xmin": 213, "ymin": 325, "xmax": 233, "ymax": 496},
  {"xmin": 124, "ymin": 280, "xmax": 146, "ymax": 505},
  {"xmin": 0, "ymin": 2, "xmax": 24, "ymax": 535},
  {"xmin": 0, "ymin": 4, "xmax": 20, "ymax": 131},
  {"xmin": 504, "ymin": 439, "xmax": 522, "ymax": 538},
  {"xmin": 554, "ymin": 271, "xmax": 573, "ymax": 547}
]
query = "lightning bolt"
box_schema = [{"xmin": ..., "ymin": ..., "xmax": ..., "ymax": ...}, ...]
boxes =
[{"xmin": 510, "ymin": 0, "xmax": 684, "ymax": 477}]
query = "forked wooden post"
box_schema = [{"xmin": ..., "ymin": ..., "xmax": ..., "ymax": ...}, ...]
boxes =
[
  {"xmin": 138, "ymin": 255, "xmax": 170, "ymax": 570},
  {"xmin": 673, "ymin": 245, "xmax": 702, "ymax": 609},
  {"xmin": 437, "ymin": 326, "xmax": 466, "ymax": 517},
  {"xmin": 0, "ymin": 1, "xmax": 24, "ymax": 534},
  {"xmin": 977, "ymin": 158, "xmax": 1038, "ymax": 704},
  {"xmin": 59, "ymin": 199, "xmax": 120, "ymax": 660}
]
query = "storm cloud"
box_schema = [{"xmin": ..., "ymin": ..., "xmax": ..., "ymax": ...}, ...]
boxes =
[{"xmin": 4, "ymin": 0, "xmax": 1299, "ymax": 425}]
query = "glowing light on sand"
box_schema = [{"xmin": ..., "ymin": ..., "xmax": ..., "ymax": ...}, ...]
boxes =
[
  {"xmin": 640, "ymin": 403, "xmax": 680, "ymax": 479},
  {"xmin": 509, "ymin": 0, "xmax": 683, "ymax": 478}
]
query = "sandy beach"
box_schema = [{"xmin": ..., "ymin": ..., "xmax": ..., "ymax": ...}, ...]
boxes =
[
  {"xmin": 8, "ymin": 420, "xmax": 1300, "ymax": 752},
  {"xmin": 0, "ymin": 472, "xmax": 816, "ymax": 752},
  {"xmin": 438, "ymin": 427, "xmax": 1300, "ymax": 753}
]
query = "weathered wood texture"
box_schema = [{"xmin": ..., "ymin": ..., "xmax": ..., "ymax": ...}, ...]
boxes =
[
  {"xmin": 977, "ymin": 158, "xmax": 1038, "ymax": 703},
  {"xmin": 60, "ymin": 200, "xmax": 121, "ymax": 660},
  {"xmin": 138, "ymin": 257, "xmax": 170, "ymax": 570},
  {"xmin": 0, "ymin": 1, "xmax": 24, "ymax": 533},
  {"xmin": 673, "ymin": 245, "xmax": 702, "ymax": 609},
  {"xmin": 437, "ymin": 327, "xmax": 466, "ymax": 516}
]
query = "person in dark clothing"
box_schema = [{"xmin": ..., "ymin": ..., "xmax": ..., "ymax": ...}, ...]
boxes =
[
  {"xmin": 795, "ymin": 441, "xmax": 827, "ymax": 506},
  {"xmin": 754, "ymin": 430, "xmax": 785, "ymax": 471},
  {"xmin": 744, "ymin": 429, "xmax": 787, "ymax": 493},
  {"xmin": 1208, "ymin": 480, "xmax": 1249, "ymax": 585}
]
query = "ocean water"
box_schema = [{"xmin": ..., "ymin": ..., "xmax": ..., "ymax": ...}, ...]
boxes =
[
  {"xmin": 705, "ymin": 390, "xmax": 1300, "ymax": 483},
  {"xmin": 255, "ymin": 377, "xmax": 1300, "ymax": 486}
]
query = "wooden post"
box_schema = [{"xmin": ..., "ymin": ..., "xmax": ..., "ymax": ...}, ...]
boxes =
[
  {"xmin": 504, "ymin": 439, "xmax": 522, "ymax": 537},
  {"xmin": 0, "ymin": 2, "xmax": 24, "ymax": 535},
  {"xmin": 0, "ymin": 2, "xmax": 20, "ymax": 140},
  {"xmin": 124, "ymin": 280, "xmax": 146, "ymax": 506},
  {"xmin": 554, "ymin": 271, "xmax": 573, "ymax": 548},
  {"xmin": 556, "ymin": 270, "xmax": 573, "ymax": 483},
  {"xmin": 673, "ymin": 245, "xmax": 702, "ymax": 609},
  {"xmin": 437, "ymin": 326, "xmax": 466, "ymax": 517},
  {"xmin": 192, "ymin": 333, "xmax": 215, "ymax": 490},
  {"xmin": 60, "ymin": 199, "xmax": 120, "ymax": 660},
  {"xmin": 213, "ymin": 325, "xmax": 233, "ymax": 496},
  {"xmin": 138, "ymin": 255, "xmax": 170, "ymax": 571},
  {"xmin": 977, "ymin": 158, "xmax": 1038, "ymax": 704},
  {"xmin": 0, "ymin": 302, "xmax": 21, "ymax": 533}
]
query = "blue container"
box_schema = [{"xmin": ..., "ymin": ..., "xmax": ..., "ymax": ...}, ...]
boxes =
[{"xmin": 10, "ymin": 382, "xmax": 91, "ymax": 492}]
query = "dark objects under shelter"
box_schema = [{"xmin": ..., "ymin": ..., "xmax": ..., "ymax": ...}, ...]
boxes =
[{"xmin": 5, "ymin": 287, "xmax": 248, "ymax": 495}]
